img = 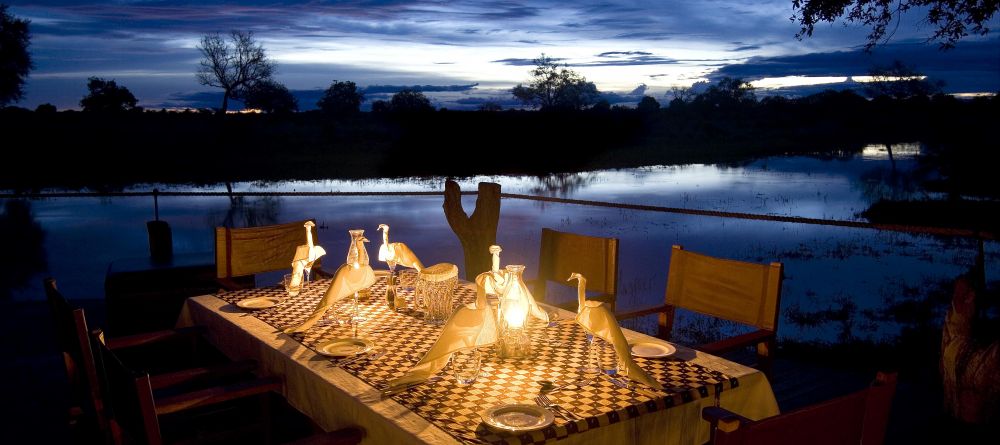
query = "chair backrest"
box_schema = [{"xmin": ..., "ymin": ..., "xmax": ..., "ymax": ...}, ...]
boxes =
[
  {"xmin": 92, "ymin": 329, "xmax": 162, "ymax": 445},
  {"xmin": 44, "ymin": 278, "xmax": 106, "ymax": 432},
  {"xmin": 714, "ymin": 372, "xmax": 898, "ymax": 445},
  {"xmin": 666, "ymin": 245, "xmax": 783, "ymax": 332},
  {"xmin": 535, "ymin": 228, "xmax": 619, "ymax": 305},
  {"xmin": 215, "ymin": 219, "xmax": 320, "ymax": 280}
]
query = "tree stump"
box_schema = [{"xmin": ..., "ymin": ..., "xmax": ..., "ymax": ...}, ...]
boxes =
[{"xmin": 443, "ymin": 181, "xmax": 500, "ymax": 280}]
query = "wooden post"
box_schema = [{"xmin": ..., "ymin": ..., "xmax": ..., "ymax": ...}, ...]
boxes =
[{"xmin": 443, "ymin": 181, "xmax": 501, "ymax": 280}]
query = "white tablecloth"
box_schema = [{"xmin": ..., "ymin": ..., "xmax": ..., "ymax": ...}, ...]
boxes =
[{"xmin": 177, "ymin": 293, "xmax": 778, "ymax": 444}]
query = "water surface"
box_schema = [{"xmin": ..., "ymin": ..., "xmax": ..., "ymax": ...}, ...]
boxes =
[{"xmin": 3, "ymin": 143, "xmax": 993, "ymax": 344}]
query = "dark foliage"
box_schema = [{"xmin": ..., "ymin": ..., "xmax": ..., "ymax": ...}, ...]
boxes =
[
  {"xmin": 0, "ymin": 4, "xmax": 31, "ymax": 106},
  {"xmin": 636, "ymin": 96, "xmax": 660, "ymax": 113},
  {"xmin": 79, "ymin": 77, "xmax": 138, "ymax": 113},
  {"xmin": 317, "ymin": 80, "xmax": 363, "ymax": 115},
  {"xmin": 0, "ymin": 91, "xmax": 995, "ymax": 194},
  {"xmin": 388, "ymin": 88, "xmax": 434, "ymax": 112},
  {"xmin": 512, "ymin": 54, "xmax": 600, "ymax": 111},
  {"xmin": 792, "ymin": 0, "xmax": 999, "ymax": 50},
  {"xmin": 243, "ymin": 79, "xmax": 298, "ymax": 114}
]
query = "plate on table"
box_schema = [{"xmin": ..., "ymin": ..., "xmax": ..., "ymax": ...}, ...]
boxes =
[
  {"xmin": 236, "ymin": 296, "xmax": 282, "ymax": 310},
  {"xmin": 316, "ymin": 338, "xmax": 375, "ymax": 357},
  {"xmin": 481, "ymin": 404, "xmax": 554, "ymax": 433},
  {"xmin": 630, "ymin": 342, "xmax": 676, "ymax": 358}
]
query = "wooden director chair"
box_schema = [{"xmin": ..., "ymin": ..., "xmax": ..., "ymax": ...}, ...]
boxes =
[
  {"xmin": 215, "ymin": 219, "xmax": 326, "ymax": 291},
  {"xmin": 703, "ymin": 372, "xmax": 897, "ymax": 445},
  {"xmin": 616, "ymin": 245, "xmax": 783, "ymax": 375},
  {"xmin": 532, "ymin": 227, "xmax": 619, "ymax": 311}
]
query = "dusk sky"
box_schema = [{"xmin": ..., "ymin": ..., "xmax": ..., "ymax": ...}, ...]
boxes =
[{"xmin": 8, "ymin": 0, "xmax": 1000, "ymax": 110}]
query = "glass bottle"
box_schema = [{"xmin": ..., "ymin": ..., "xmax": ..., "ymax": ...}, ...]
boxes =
[
  {"xmin": 497, "ymin": 265, "xmax": 532, "ymax": 359},
  {"xmin": 345, "ymin": 229, "xmax": 368, "ymax": 324}
]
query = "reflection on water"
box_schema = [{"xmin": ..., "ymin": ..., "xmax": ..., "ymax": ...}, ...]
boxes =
[
  {"xmin": 0, "ymin": 200, "xmax": 47, "ymax": 299},
  {"xmin": 861, "ymin": 142, "xmax": 923, "ymax": 161},
  {"xmin": 525, "ymin": 172, "xmax": 600, "ymax": 196},
  {"xmin": 1, "ymin": 149, "xmax": 995, "ymax": 346}
]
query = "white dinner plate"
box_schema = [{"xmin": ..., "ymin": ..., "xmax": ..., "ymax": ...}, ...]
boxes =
[
  {"xmin": 236, "ymin": 296, "xmax": 282, "ymax": 310},
  {"xmin": 630, "ymin": 342, "xmax": 676, "ymax": 358},
  {"xmin": 482, "ymin": 404, "xmax": 554, "ymax": 433},
  {"xmin": 316, "ymin": 338, "xmax": 375, "ymax": 357}
]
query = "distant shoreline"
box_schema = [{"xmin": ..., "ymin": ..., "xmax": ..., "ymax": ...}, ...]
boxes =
[{"xmin": 2, "ymin": 96, "xmax": 996, "ymax": 198}]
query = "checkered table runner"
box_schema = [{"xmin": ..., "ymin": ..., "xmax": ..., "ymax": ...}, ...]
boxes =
[{"xmin": 218, "ymin": 273, "xmax": 738, "ymax": 445}]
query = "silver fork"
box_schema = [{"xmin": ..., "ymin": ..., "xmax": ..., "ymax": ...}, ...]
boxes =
[
  {"xmin": 534, "ymin": 394, "xmax": 582, "ymax": 421},
  {"xmin": 334, "ymin": 348, "xmax": 385, "ymax": 367}
]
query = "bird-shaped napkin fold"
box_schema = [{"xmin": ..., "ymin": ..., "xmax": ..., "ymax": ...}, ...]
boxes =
[
  {"xmin": 290, "ymin": 221, "xmax": 327, "ymax": 288},
  {"xmin": 385, "ymin": 284, "xmax": 498, "ymax": 393},
  {"xmin": 377, "ymin": 224, "xmax": 424, "ymax": 272},
  {"xmin": 569, "ymin": 273, "xmax": 663, "ymax": 391},
  {"xmin": 283, "ymin": 233, "xmax": 375, "ymax": 333}
]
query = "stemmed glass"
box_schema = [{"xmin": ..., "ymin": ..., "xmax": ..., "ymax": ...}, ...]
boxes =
[
  {"xmin": 581, "ymin": 333, "xmax": 602, "ymax": 374},
  {"xmin": 346, "ymin": 229, "xmax": 368, "ymax": 325}
]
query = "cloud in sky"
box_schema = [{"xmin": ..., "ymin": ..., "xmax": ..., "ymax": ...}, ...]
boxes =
[{"xmin": 8, "ymin": 0, "xmax": 999, "ymax": 109}]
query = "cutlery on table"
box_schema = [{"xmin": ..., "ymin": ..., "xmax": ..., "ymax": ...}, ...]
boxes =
[
  {"xmin": 534, "ymin": 394, "xmax": 582, "ymax": 421},
  {"xmin": 333, "ymin": 348, "xmax": 385, "ymax": 367},
  {"xmin": 600, "ymin": 372, "xmax": 661, "ymax": 399}
]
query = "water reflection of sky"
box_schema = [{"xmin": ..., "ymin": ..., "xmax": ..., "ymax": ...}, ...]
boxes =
[
  {"xmin": 132, "ymin": 144, "xmax": 928, "ymax": 222},
  {"xmin": 3, "ymin": 148, "xmax": 993, "ymax": 344}
]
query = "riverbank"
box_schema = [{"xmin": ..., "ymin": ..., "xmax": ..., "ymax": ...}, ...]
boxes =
[{"xmin": 2, "ymin": 95, "xmax": 996, "ymax": 197}]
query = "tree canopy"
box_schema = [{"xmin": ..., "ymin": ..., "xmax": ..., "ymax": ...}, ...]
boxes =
[
  {"xmin": 0, "ymin": 4, "xmax": 31, "ymax": 106},
  {"xmin": 196, "ymin": 30, "xmax": 275, "ymax": 114},
  {"xmin": 692, "ymin": 77, "xmax": 757, "ymax": 108},
  {"xmin": 864, "ymin": 60, "xmax": 944, "ymax": 99},
  {"xmin": 79, "ymin": 77, "xmax": 138, "ymax": 112},
  {"xmin": 511, "ymin": 54, "xmax": 600, "ymax": 111},
  {"xmin": 792, "ymin": 0, "xmax": 999, "ymax": 50},
  {"xmin": 242, "ymin": 79, "xmax": 297, "ymax": 114},
  {"xmin": 388, "ymin": 88, "xmax": 434, "ymax": 112},
  {"xmin": 317, "ymin": 80, "xmax": 363, "ymax": 114}
]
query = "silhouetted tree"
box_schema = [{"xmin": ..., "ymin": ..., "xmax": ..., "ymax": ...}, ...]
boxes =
[
  {"xmin": 637, "ymin": 95, "xmax": 660, "ymax": 113},
  {"xmin": 792, "ymin": 0, "xmax": 999, "ymax": 50},
  {"xmin": 511, "ymin": 54, "xmax": 600, "ymax": 110},
  {"xmin": 317, "ymin": 80, "xmax": 363, "ymax": 114},
  {"xmin": 370, "ymin": 99, "xmax": 390, "ymax": 113},
  {"xmin": 34, "ymin": 103, "xmax": 55, "ymax": 113},
  {"xmin": 864, "ymin": 60, "xmax": 944, "ymax": 99},
  {"xmin": 242, "ymin": 79, "xmax": 297, "ymax": 114},
  {"xmin": 80, "ymin": 77, "xmax": 138, "ymax": 112},
  {"xmin": 389, "ymin": 88, "xmax": 434, "ymax": 112},
  {"xmin": 692, "ymin": 77, "xmax": 757, "ymax": 108},
  {"xmin": 590, "ymin": 99, "xmax": 611, "ymax": 112},
  {"xmin": 0, "ymin": 4, "xmax": 31, "ymax": 106},
  {"xmin": 196, "ymin": 30, "xmax": 275, "ymax": 114},
  {"xmin": 477, "ymin": 101, "xmax": 502, "ymax": 112}
]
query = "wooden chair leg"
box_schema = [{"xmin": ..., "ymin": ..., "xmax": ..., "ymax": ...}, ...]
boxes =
[{"xmin": 756, "ymin": 340, "xmax": 774, "ymax": 378}]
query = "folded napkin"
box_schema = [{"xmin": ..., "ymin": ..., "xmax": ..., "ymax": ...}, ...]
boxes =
[
  {"xmin": 377, "ymin": 224, "xmax": 424, "ymax": 272},
  {"xmin": 569, "ymin": 273, "xmax": 664, "ymax": 391},
  {"xmin": 284, "ymin": 261, "xmax": 375, "ymax": 333},
  {"xmin": 290, "ymin": 221, "xmax": 327, "ymax": 287},
  {"xmin": 386, "ymin": 287, "xmax": 498, "ymax": 392}
]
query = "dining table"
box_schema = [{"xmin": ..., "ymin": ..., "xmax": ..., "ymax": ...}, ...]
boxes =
[{"xmin": 176, "ymin": 271, "xmax": 779, "ymax": 444}]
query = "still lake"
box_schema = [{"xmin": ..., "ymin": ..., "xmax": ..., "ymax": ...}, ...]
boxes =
[{"xmin": 3, "ymin": 142, "xmax": 995, "ymax": 344}]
